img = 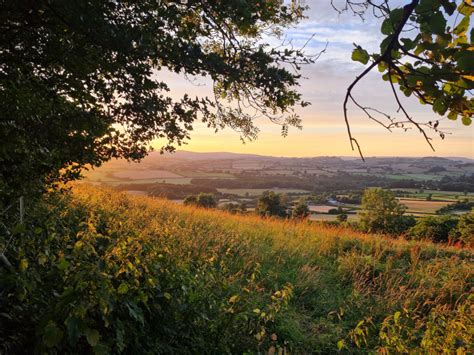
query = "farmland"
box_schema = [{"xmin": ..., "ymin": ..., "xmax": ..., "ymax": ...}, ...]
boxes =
[
  {"xmin": 217, "ymin": 188, "xmax": 310, "ymax": 197},
  {"xmin": 81, "ymin": 152, "xmax": 474, "ymax": 221}
]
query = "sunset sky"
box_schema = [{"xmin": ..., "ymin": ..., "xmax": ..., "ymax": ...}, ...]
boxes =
[{"xmin": 153, "ymin": 0, "xmax": 474, "ymax": 158}]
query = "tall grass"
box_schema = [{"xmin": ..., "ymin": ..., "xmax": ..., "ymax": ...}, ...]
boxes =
[{"xmin": 1, "ymin": 184, "xmax": 472, "ymax": 353}]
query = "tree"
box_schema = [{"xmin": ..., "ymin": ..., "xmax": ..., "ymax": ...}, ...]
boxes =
[
  {"xmin": 256, "ymin": 191, "xmax": 287, "ymax": 218},
  {"xmin": 456, "ymin": 212, "xmax": 474, "ymax": 247},
  {"xmin": 409, "ymin": 215, "xmax": 459, "ymax": 243},
  {"xmin": 0, "ymin": 0, "xmax": 314, "ymax": 201},
  {"xmin": 338, "ymin": 0, "xmax": 473, "ymax": 158},
  {"xmin": 183, "ymin": 195, "xmax": 198, "ymax": 206},
  {"xmin": 359, "ymin": 188, "xmax": 414, "ymax": 234},
  {"xmin": 184, "ymin": 193, "xmax": 216, "ymax": 209},
  {"xmin": 292, "ymin": 198, "xmax": 310, "ymax": 219}
]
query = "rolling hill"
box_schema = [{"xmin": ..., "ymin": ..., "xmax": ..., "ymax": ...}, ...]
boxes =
[{"xmin": 1, "ymin": 185, "xmax": 472, "ymax": 353}]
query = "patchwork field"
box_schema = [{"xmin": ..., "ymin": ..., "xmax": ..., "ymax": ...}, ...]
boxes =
[{"xmin": 398, "ymin": 198, "xmax": 451, "ymax": 214}]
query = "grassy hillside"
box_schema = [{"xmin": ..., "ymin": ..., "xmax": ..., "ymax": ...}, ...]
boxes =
[{"xmin": 1, "ymin": 185, "xmax": 472, "ymax": 353}]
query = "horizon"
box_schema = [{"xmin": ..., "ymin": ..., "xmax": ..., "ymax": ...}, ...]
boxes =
[{"xmin": 158, "ymin": 149, "xmax": 474, "ymax": 160}]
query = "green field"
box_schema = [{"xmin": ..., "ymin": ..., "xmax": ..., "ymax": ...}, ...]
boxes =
[
  {"xmin": 354, "ymin": 173, "xmax": 445, "ymax": 181},
  {"xmin": 2, "ymin": 185, "xmax": 471, "ymax": 353},
  {"xmin": 392, "ymin": 188, "xmax": 474, "ymax": 200}
]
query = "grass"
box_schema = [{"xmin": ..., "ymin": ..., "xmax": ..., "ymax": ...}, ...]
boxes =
[{"xmin": 1, "ymin": 185, "xmax": 472, "ymax": 353}]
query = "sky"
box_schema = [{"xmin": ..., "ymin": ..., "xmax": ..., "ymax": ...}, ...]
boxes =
[{"xmin": 152, "ymin": 0, "xmax": 474, "ymax": 158}]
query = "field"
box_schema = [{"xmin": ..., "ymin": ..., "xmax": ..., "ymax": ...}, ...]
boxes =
[
  {"xmin": 217, "ymin": 188, "xmax": 310, "ymax": 196},
  {"xmin": 309, "ymin": 213, "xmax": 359, "ymax": 222},
  {"xmin": 393, "ymin": 188, "xmax": 474, "ymax": 202},
  {"xmin": 397, "ymin": 198, "xmax": 451, "ymax": 214},
  {"xmin": 2, "ymin": 185, "xmax": 472, "ymax": 353},
  {"xmin": 113, "ymin": 169, "xmax": 183, "ymax": 180}
]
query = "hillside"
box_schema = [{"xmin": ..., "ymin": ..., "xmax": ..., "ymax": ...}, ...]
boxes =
[{"xmin": 1, "ymin": 185, "xmax": 473, "ymax": 353}]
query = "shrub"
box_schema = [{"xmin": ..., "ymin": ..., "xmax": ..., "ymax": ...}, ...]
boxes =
[
  {"xmin": 183, "ymin": 193, "xmax": 217, "ymax": 208},
  {"xmin": 292, "ymin": 199, "xmax": 310, "ymax": 219},
  {"xmin": 409, "ymin": 215, "xmax": 459, "ymax": 243}
]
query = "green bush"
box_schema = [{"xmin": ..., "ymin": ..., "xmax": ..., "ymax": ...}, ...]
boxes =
[{"xmin": 409, "ymin": 215, "xmax": 459, "ymax": 243}]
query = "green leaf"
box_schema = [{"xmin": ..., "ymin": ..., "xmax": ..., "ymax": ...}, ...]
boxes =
[
  {"xmin": 394, "ymin": 311, "xmax": 401, "ymax": 324},
  {"xmin": 459, "ymin": 0, "xmax": 473, "ymax": 16},
  {"xmin": 117, "ymin": 283, "xmax": 129, "ymax": 294},
  {"xmin": 416, "ymin": 0, "xmax": 438, "ymax": 14},
  {"xmin": 381, "ymin": 18, "xmax": 394, "ymax": 35},
  {"xmin": 401, "ymin": 38, "xmax": 417, "ymax": 51},
  {"xmin": 454, "ymin": 16, "xmax": 470, "ymax": 35},
  {"xmin": 38, "ymin": 253, "xmax": 47, "ymax": 266},
  {"xmin": 85, "ymin": 328, "xmax": 100, "ymax": 347},
  {"xmin": 57, "ymin": 257, "xmax": 70, "ymax": 270},
  {"xmin": 428, "ymin": 12, "xmax": 446, "ymax": 35},
  {"xmin": 447, "ymin": 111, "xmax": 457, "ymax": 120},
  {"xmin": 337, "ymin": 340, "xmax": 345, "ymax": 350},
  {"xmin": 19, "ymin": 258, "xmax": 28, "ymax": 272},
  {"xmin": 351, "ymin": 47, "xmax": 370, "ymax": 65},
  {"xmin": 378, "ymin": 62, "xmax": 388, "ymax": 73},
  {"xmin": 380, "ymin": 35, "xmax": 393, "ymax": 53},
  {"xmin": 462, "ymin": 116, "xmax": 472, "ymax": 126},
  {"xmin": 457, "ymin": 51, "xmax": 474, "ymax": 72},
  {"xmin": 441, "ymin": 0, "xmax": 457, "ymax": 15},
  {"xmin": 433, "ymin": 98, "xmax": 447, "ymax": 114},
  {"xmin": 229, "ymin": 295, "xmax": 239, "ymax": 303},
  {"xmin": 43, "ymin": 321, "xmax": 63, "ymax": 348}
]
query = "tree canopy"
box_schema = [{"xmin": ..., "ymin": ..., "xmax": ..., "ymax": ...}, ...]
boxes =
[
  {"xmin": 359, "ymin": 188, "xmax": 415, "ymax": 234},
  {"xmin": 0, "ymin": 0, "xmax": 313, "ymax": 201},
  {"xmin": 1, "ymin": 0, "xmax": 472, "ymax": 200},
  {"xmin": 340, "ymin": 0, "xmax": 473, "ymax": 158},
  {"xmin": 256, "ymin": 191, "xmax": 288, "ymax": 218}
]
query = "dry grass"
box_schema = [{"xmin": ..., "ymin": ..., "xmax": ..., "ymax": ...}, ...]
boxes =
[{"xmin": 38, "ymin": 184, "xmax": 469, "ymax": 353}]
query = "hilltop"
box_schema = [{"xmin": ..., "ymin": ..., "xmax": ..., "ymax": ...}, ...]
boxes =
[{"xmin": 1, "ymin": 185, "xmax": 472, "ymax": 353}]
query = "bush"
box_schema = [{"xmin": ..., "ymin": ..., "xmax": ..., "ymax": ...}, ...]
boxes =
[
  {"xmin": 183, "ymin": 193, "xmax": 217, "ymax": 208},
  {"xmin": 409, "ymin": 215, "xmax": 459, "ymax": 244},
  {"xmin": 457, "ymin": 213, "xmax": 474, "ymax": 247},
  {"xmin": 0, "ymin": 190, "xmax": 289, "ymax": 353},
  {"xmin": 292, "ymin": 199, "xmax": 310, "ymax": 219}
]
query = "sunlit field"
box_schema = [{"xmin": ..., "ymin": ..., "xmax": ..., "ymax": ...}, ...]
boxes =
[{"xmin": 2, "ymin": 185, "xmax": 471, "ymax": 353}]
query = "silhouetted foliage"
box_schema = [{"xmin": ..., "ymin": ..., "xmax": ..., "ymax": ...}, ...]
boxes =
[
  {"xmin": 0, "ymin": 0, "xmax": 312, "ymax": 201},
  {"xmin": 256, "ymin": 191, "xmax": 287, "ymax": 218},
  {"xmin": 184, "ymin": 193, "xmax": 216, "ymax": 208}
]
